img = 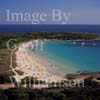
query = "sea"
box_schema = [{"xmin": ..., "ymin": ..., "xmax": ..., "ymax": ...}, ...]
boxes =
[
  {"xmin": 35, "ymin": 40, "xmax": 100, "ymax": 76},
  {"xmin": 0, "ymin": 24, "xmax": 100, "ymax": 34},
  {"xmin": 0, "ymin": 24, "xmax": 100, "ymax": 76}
]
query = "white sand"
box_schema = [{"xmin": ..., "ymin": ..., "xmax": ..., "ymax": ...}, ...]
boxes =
[{"xmin": 14, "ymin": 40, "xmax": 65, "ymax": 83}]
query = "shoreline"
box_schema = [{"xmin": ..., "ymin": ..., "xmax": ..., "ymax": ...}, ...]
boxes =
[
  {"xmin": 28, "ymin": 48, "xmax": 77, "ymax": 77},
  {"xmin": 0, "ymin": 39, "xmax": 100, "ymax": 90},
  {"xmin": 15, "ymin": 40, "xmax": 100, "ymax": 79},
  {"xmin": 15, "ymin": 40, "xmax": 65, "ymax": 83},
  {"xmin": 11, "ymin": 39, "xmax": 100, "ymax": 84}
]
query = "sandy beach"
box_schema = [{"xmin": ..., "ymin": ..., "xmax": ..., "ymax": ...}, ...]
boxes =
[{"xmin": 14, "ymin": 40, "xmax": 65, "ymax": 83}]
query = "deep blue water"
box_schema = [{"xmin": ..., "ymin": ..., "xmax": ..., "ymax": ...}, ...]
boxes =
[
  {"xmin": 39, "ymin": 41, "xmax": 100, "ymax": 75},
  {"xmin": 0, "ymin": 24, "xmax": 100, "ymax": 34}
]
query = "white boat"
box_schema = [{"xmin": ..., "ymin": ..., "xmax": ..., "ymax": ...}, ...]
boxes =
[
  {"xmin": 73, "ymin": 41, "xmax": 76, "ymax": 44},
  {"xmin": 81, "ymin": 42, "xmax": 85, "ymax": 46}
]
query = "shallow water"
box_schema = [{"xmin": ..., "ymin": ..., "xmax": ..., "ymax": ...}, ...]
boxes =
[{"xmin": 31, "ymin": 40, "xmax": 100, "ymax": 76}]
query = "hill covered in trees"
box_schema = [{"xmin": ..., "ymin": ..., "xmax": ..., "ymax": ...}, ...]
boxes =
[{"xmin": 0, "ymin": 32, "xmax": 99, "ymax": 49}]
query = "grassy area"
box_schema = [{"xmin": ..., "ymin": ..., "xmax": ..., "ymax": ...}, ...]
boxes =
[
  {"xmin": 0, "ymin": 49, "xmax": 11, "ymax": 73},
  {"xmin": 0, "ymin": 49, "xmax": 16, "ymax": 73}
]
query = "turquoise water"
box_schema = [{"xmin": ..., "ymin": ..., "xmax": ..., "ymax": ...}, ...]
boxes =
[
  {"xmin": 32, "ymin": 40, "xmax": 100, "ymax": 76},
  {"xmin": 39, "ymin": 41, "xmax": 100, "ymax": 74}
]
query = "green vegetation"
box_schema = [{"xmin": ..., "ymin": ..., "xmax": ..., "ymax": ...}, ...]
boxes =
[
  {"xmin": 0, "ymin": 73, "xmax": 11, "ymax": 84},
  {"xmin": 0, "ymin": 32, "xmax": 100, "ymax": 100},
  {"xmin": 0, "ymin": 49, "xmax": 11, "ymax": 72},
  {"xmin": 0, "ymin": 32, "xmax": 99, "ymax": 49},
  {"xmin": 0, "ymin": 73, "xmax": 100, "ymax": 100},
  {"xmin": 0, "ymin": 83, "xmax": 100, "ymax": 100}
]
